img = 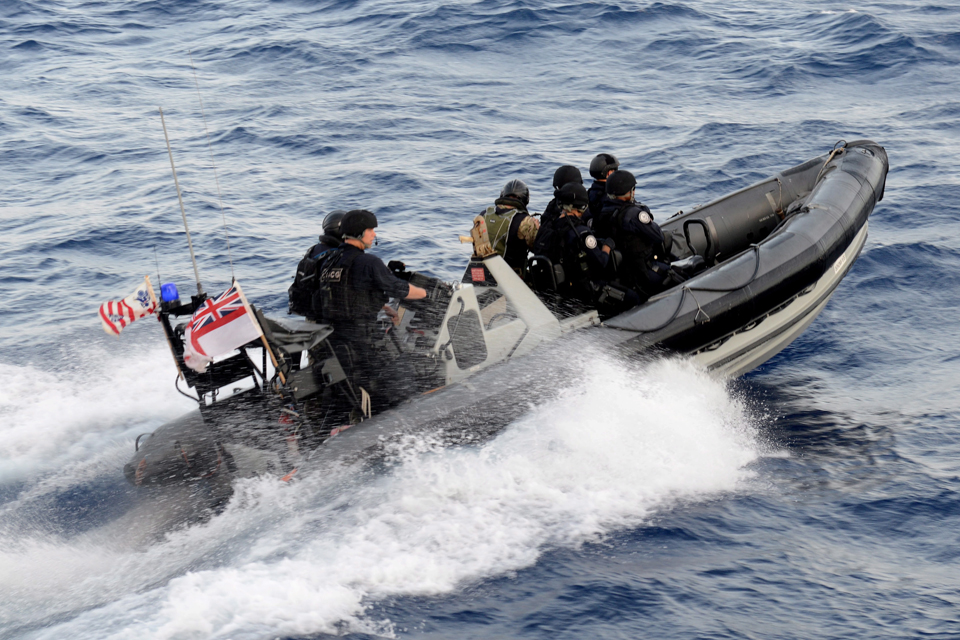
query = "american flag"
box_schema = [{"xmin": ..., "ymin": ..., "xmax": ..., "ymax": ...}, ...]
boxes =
[
  {"xmin": 183, "ymin": 280, "xmax": 263, "ymax": 373},
  {"xmin": 98, "ymin": 276, "xmax": 157, "ymax": 336}
]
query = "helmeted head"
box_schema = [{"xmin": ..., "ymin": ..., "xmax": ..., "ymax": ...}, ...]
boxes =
[
  {"xmin": 605, "ymin": 170, "xmax": 637, "ymax": 197},
  {"xmin": 499, "ymin": 179, "xmax": 530, "ymax": 207},
  {"xmin": 552, "ymin": 165, "xmax": 583, "ymax": 192},
  {"xmin": 558, "ymin": 182, "xmax": 589, "ymax": 212},
  {"xmin": 340, "ymin": 209, "xmax": 378, "ymax": 247},
  {"xmin": 589, "ymin": 153, "xmax": 619, "ymax": 181},
  {"xmin": 322, "ymin": 210, "xmax": 347, "ymax": 240}
]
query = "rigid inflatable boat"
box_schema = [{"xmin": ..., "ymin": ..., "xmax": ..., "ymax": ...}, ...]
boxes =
[{"xmin": 124, "ymin": 140, "xmax": 888, "ymax": 496}]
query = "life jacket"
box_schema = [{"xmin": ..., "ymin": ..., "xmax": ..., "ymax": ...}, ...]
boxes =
[
  {"xmin": 288, "ymin": 243, "xmax": 336, "ymax": 318},
  {"xmin": 318, "ymin": 248, "xmax": 386, "ymax": 344},
  {"xmin": 483, "ymin": 205, "xmax": 520, "ymax": 260}
]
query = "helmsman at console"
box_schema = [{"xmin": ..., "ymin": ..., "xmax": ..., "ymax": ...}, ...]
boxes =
[{"xmin": 319, "ymin": 209, "xmax": 426, "ymax": 399}]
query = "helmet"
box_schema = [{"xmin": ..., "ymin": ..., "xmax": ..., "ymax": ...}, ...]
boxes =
[
  {"xmin": 589, "ymin": 153, "xmax": 619, "ymax": 180},
  {"xmin": 340, "ymin": 209, "xmax": 378, "ymax": 238},
  {"xmin": 322, "ymin": 210, "xmax": 347, "ymax": 239},
  {"xmin": 552, "ymin": 165, "xmax": 583, "ymax": 190},
  {"xmin": 499, "ymin": 179, "xmax": 530, "ymax": 206},
  {"xmin": 605, "ymin": 170, "xmax": 637, "ymax": 197},
  {"xmin": 558, "ymin": 182, "xmax": 589, "ymax": 210}
]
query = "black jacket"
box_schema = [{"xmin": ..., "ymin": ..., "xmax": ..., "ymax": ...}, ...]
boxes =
[
  {"xmin": 598, "ymin": 198, "xmax": 666, "ymax": 292},
  {"xmin": 320, "ymin": 244, "xmax": 409, "ymax": 345},
  {"xmin": 537, "ymin": 214, "xmax": 611, "ymax": 302},
  {"xmin": 587, "ymin": 180, "xmax": 608, "ymax": 220}
]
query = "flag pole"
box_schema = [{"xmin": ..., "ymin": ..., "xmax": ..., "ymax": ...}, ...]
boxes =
[
  {"xmin": 233, "ymin": 280, "xmax": 287, "ymax": 386},
  {"xmin": 159, "ymin": 106, "xmax": 204, "ymax": 297}
]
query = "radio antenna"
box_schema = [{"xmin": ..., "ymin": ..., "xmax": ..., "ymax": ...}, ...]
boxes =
[
  {"xmin": 154, "ymin": 246, "xmax": 163, "ymax": 292},
  {"xmin": 189, "ymin": 51, "xmax": 235, "ymax": 282},
  {"xmin": 159, "ymin": 106, "xmax": 204, "ymax": 296}
]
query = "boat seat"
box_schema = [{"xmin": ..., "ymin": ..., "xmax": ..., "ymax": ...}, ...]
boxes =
[
  {"xmin": 528, "ymin": 255, "xmax": 564, "ymax": 292},
  {"xmin": 251, "ymin": 306, "xmax": 336, "ymax": 381},
  {"xmin": 254, "ymin": 309, "xmax": 334, "ymax": 359},
  {"xmin": 670, "ymin": 255, "xmax": 706, "ymax": 280},
  {"xmin": 609, "ymin": 249, "xmax": 624, "ymax": 275}
]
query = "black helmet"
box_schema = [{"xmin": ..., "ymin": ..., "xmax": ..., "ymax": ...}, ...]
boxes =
[
  {"xmin": 499, "ymin": 179, "xmax": 530, "ymax": 206},
  {"xmin": 589, "ymin": 153, "xmax": 619, "ymax": 180},
  {"xmin": 552, "ymin": 165, "xmax": 583, "ymax": 190},
  {"xmin": 322, "ymin": 210, "xmax": 347, "ymax": 239},
  {"xmin": 558, "ymin": 182, "xmax": 589, "ymax": 210},
  {"xmin": 605, "ymin": 170, "xmax": 637, "ymax": 197},
  {"xmin": 340, "ymin": 209, "xmax": 378, "ymax": 238}
]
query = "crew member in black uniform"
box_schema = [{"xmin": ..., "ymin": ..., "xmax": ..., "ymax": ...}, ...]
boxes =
[
  {"xmin": 288, "ymin": 210, "xmax": 348, "ymax": 321},
  {"xmin": 534, "ymin": 183, "xmax": 641, "ymax": 314},
  {"xmin": 319, "ymin": 209, "xmax": 427, "ymax": 405},
  {"xmin": 535, "ymin": 182, "xmax": 612, "ymax": 299},
  {"xmin": 483, "ymin": 179, "xmax": 540, "ymax": 276},
  {"xmin": 587, "ymin": 153, "xmax": 619, "ymax": 220},
  {"xmin": 597, "ymin": 170, "xmax": 670, "ymax": 301},
  {"xmin": 312, "ymin": 210, "xmax": 347, "ymax": 257},
  {"xmin": 539, "ymin": 165, "xmax": 584, "ymax": 229}
]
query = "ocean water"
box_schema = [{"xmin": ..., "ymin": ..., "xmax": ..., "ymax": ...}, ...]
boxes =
[{"xmin": 2, "ymin": 0, "xmax": 959, "ymax": 638}]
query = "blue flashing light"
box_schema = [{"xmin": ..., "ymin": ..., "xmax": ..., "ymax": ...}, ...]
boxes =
[{"xmin": 161, "ymin": 282, "xmax": 180, "ymax": 303}]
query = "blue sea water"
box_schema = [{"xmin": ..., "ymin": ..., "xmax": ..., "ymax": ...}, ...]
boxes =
[{"xmin": 2, "ymin": 0, "xmax": 960, "ymax": 638}]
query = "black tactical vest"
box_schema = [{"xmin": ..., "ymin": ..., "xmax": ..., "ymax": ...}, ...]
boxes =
[
  {"xmin": 606, "ymin": 201, "xmax": 659, "ymax": 291},
  {"xmin": 546, "ymin": 216, "xmax": 596, "ymax": 291},
  {"xmin": 318, "ymin": 249, "xmax": 386, "ymax": 344}
]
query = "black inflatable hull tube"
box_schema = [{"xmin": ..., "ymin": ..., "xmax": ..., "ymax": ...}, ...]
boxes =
[{"xmin": 604, "ymin": 141, "xmax": 888, "ymax": 357}]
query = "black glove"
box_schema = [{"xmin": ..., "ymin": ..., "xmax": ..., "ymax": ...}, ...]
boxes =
[{"xmin": 388, "ymin": 260, "xmax": 406, "ymax": 273}]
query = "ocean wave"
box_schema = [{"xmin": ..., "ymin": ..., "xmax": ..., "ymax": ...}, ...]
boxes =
[{"xmin": 2, "ymin": 0, "xmax": 960, "ymax": 636}]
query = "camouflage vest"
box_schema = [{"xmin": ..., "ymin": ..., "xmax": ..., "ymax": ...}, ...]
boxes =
[{"xmin": 483, "ymin": 205, "xmax": 519, "ymax": 259}]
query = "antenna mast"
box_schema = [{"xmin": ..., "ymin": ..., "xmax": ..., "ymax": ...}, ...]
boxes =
[
  {"xmin": 159, "ymin": 106, "xmax": 204, "ymax": 296},
  {"xmin": 189, "ymin": 51, "xmax": 235, "ymax": 282}
]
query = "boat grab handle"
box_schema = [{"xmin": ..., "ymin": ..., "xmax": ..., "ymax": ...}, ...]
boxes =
[
  {"xmin": 135, "ymin": 432, "xmax": 153, "ymax": 451},
  {"xmin": 683, "ymin": 219, "xmax": 716, "ymax": 264}
]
